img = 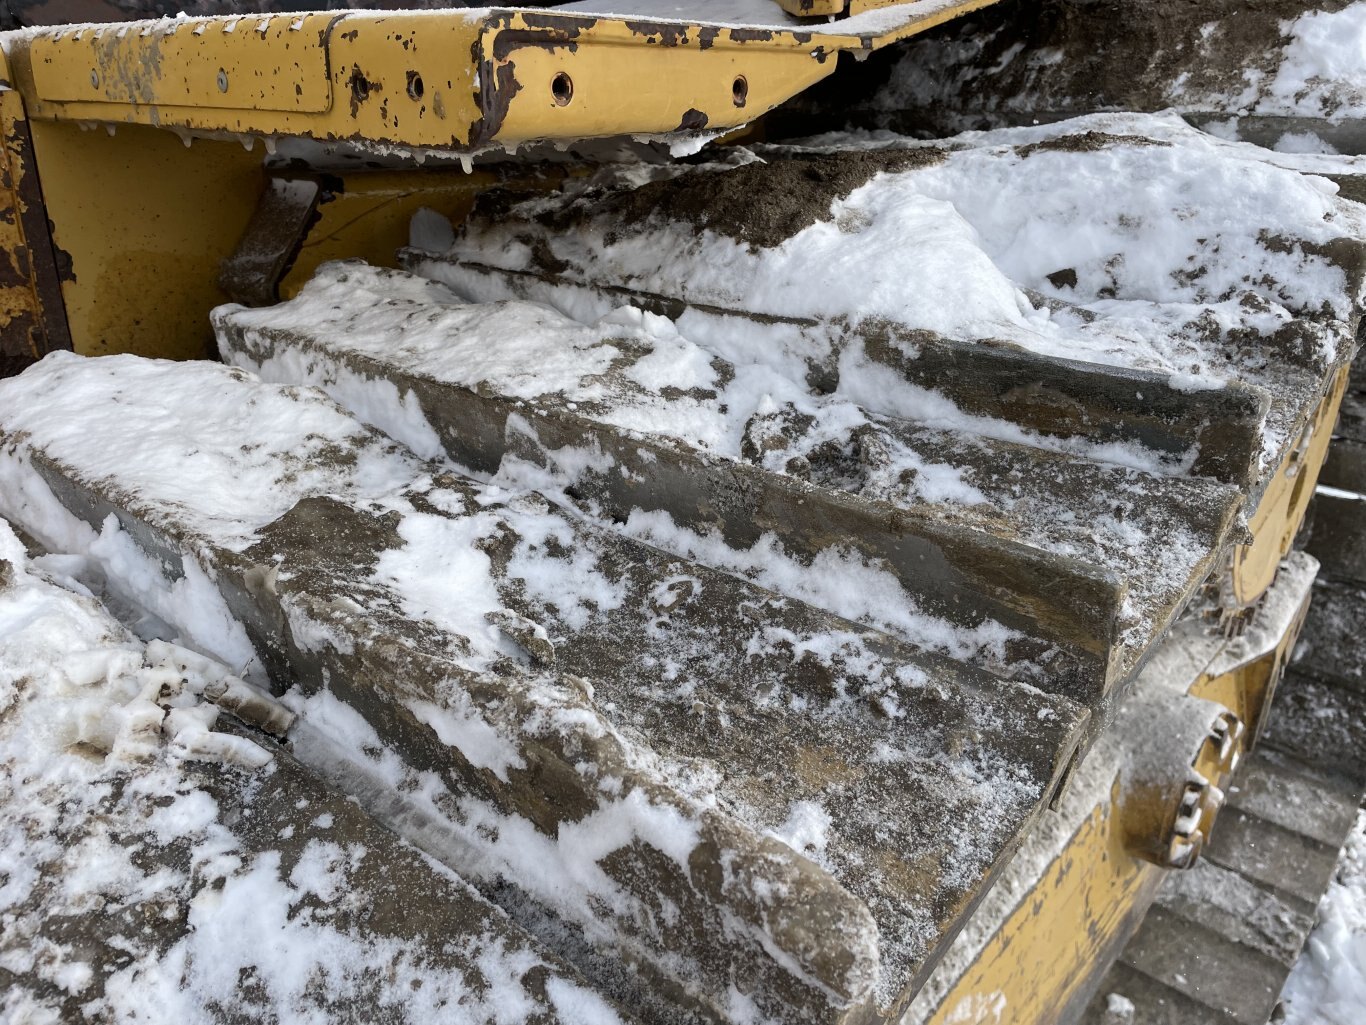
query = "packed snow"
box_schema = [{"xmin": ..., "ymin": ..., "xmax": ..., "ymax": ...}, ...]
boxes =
[
  {"xmin": 0, "ymin": 352, "xmax": 417, "ymax": 551},
  {"xmin": 1282, "ymin": 810, "xmax": 1366, "ymax": 1025},
  {"xmin": 2, "ymin": 9, "xmax": 1365, "ymax": 1014},
  {"xmin": 1262, "ymin": 4, "xmax": 1366, "ymax": 121},
  {"xmin": 222, "ymin": 256, "xmax": 1250, "ymax": 697}
]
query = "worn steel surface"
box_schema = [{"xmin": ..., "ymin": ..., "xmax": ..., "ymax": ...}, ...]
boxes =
[
  {"xmin": 214, "ymin": 263, "xmax": 1248, "ymax": 706},
  {"xmin": 0, "ymin": 63, "xmax": 70, "ymax": 375},
  {"xmin": 0, "ymin": 353, "xmax": 1087, "ymax": 1025}
]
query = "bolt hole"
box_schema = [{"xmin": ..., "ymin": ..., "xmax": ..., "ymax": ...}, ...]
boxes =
[
  {"xmin": 551, "ymin": 72, "xmax": 573, "ymax": 107},
  {"xmin": 406, "ymin": 71, "xmax": 424, "ymax": 101},
  {"xmin": 89, "ymin": 69, "xmax": 100, "ymax": 88},
  {"xmin": 351, "ymin": 75, "xmax": 371, "ymax": 104},
  {"xmin": 216, "ymin": 69, "xmax": 229, "ymax": 93},
  {"xmin": 732, "ymin": 75, "xmax": 748, "ymax": 108}
]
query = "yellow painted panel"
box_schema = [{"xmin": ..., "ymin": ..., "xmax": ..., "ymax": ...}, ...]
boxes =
[
  {"xmin": 928, "ymin": 782, "xmax": 1162, "ymax": 1025},
  {"xmin": 488, "ymin": 21, "xmax": 836, "ymax": 145},
  {"xmin": 323, "ymin": 14, "xmax": 484, "ymax": 147},
  {"xmin": 31, "ymin": 15, "xmax": 335, "ymax": 111},
  {"xmin": 13, "ymin": 13, "xmax": 486, "ymax": 149},
  {"xmin": 2, "ymin": 4, "xmax": 1006, "ymax": 150},
  {"xmin": 27, "ymin": 120, "xmax": 263, "ymax": 360}
]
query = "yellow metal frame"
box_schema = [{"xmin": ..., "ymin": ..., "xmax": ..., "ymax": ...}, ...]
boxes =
[
  {"xmin": 925, "ymin": 587, "xmax": 1314, "ymax": 1025},
  {"xmin": 928, "ymin": 778, "xmax": 1163, "ymax": 1025},
  {"xmin": 1231, "ymin": 365, "xmax": 1349, "ymax": 605},
  {"xmin": 22, "ymin": 120, "xmax": 263, "ymax": 361},
  {"xmin": 2, "ymin": 4, "xmax": 1003, "ymax": 150}
]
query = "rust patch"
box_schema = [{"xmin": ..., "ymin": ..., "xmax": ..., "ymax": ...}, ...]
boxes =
[
  {"xmin": 729, "ymin": 28, "xmax": 776, "ymax": 43},
  {"xmin": 0, "ymin": 308, "xmax": 41, "ymax": 377},
  {"xmin": 49, "ymin": 227, "xmax": 74, "ymax": 285},
  {"xmin": 346, "ymin": 63, "xmax": 381, "ymax": 119},
  {"xmin": 492, "ymin": 26, "xmax": 582, "ymax": 62},
  {"xmin": 0, "ymin": 250, "xmax": 30, "ymax": 290},
  {"xmin": 1, "ymin": 100, "xmax": 71, "ymax": 369},
  {"xmin": 518, "ymin": 12, "xmax": 594, "ymax": 32},
  {"xmin": 676, "ymin": 108, "xmax": 709, "ymax": 131},
  {"xmin": 470, "ymin": 59, "xmax": 522, "ymax": 148},
  {"xmin": 623, "ymin": 21, "xmax": 691, "ymax": 47}
]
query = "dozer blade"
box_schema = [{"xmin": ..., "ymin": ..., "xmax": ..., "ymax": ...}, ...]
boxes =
[{"xmin": 0, "ymin": 353, "xmax": 1087, "ymax": 1025}]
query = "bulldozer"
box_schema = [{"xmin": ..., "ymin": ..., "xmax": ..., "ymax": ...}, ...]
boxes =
[{"xmin": 0, "ymin": 1, "xmax": 1363, "ymax": 1023}]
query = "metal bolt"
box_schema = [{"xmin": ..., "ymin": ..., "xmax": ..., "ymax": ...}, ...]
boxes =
[{"xmin": 217, "ymin": 69, "xmax": 229, "ymax": 93}]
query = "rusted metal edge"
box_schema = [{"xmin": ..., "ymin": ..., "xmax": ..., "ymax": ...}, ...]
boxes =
[{"xmin": 0, "ymin": 88, "xmax": 71, "ymax": 378}]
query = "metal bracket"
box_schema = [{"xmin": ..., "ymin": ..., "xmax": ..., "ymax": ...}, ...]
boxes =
[{"xmin": 219, "ymin": 176, "xmax": 323, "ymax": 308}]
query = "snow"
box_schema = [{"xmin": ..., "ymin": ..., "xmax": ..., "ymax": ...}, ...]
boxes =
[
  {"xmin": 410, "ymin": 112, "xmax": 1361, "ymax": 488},
  {"xmin": 1264, "ymin": 4, "xmax": 1366, "ymax": 121},
  {"xmin": 1282, "ymin": 810, "xmax": 1366, "ymax": 1025},
  {"xmin": 223, "ymin": 252, "xmax": 1255, "ymax": 694},
  {"xmin": 0, "ymin": 352, "xmax": 417, "ymax": 550},
  {"xmin": 424, "ymin": 112, "xmax": 1363, "ymax": 398},
  {"xmin": 2, "ymin": 68, "xmax": 1362, "ymax": 1024},
  {"xmin": 2, "ymin": 348, "xmax": 1093, "ymax": 1013},
  {"xmin": 767, "ymin": 800, "xmax": 834, "ymax": 862}
]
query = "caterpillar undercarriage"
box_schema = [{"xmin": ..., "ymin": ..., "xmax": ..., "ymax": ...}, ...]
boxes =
[{"xmin": 0, "ymin": 2, "xmax": 1364, "ymax": 1024}]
